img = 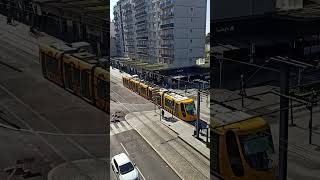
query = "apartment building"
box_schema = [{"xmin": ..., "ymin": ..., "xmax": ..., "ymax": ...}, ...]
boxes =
[{"xmin": 113, "ymin": 0, "xmax": 207, "ymax": 68}]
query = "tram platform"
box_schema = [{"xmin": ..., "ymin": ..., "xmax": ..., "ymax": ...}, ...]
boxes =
[{"xmin": 0, "ymin": 14, "xmax": 66, "ymax": 59}]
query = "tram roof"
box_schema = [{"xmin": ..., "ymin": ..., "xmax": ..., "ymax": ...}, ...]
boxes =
[{"xmin": 211, "ymin": 110, "xmax": 269, "ymax": 133}]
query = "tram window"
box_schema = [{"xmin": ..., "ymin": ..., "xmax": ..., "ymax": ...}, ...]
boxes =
[
  {"xmin": 97, "ymin": 78, "xmax": 107, "ymax": 99},
  {"xmin": 81, "ymin": 70, "xmax": 90, "ymax": 98},
  {"xmin": 73, "ymin": 68, "xmax": 80, "ymax": 83},
  {"xmin": 41, "ymin": 53, "xmax": 47, "ymax": 75},
  {"xmin": 180, "ymin": 103, "xmax": 186, "ymax": 117},
  {"xmin": 165, "ymin": 98, "xmax": 173, "ymax": 108},
  {"xmin": 41, "ymin": 52, "xmax": 45, "ymax": 61},
  {"xmin": 64, "ymin": 63, "xmax": 72, "ymax": 89},
  {"xmin": 46, "ymin": 55, "xmax": 59, "ymax": 74},
  {"xmin": 226, "ymin": 131, "xmax": 244, "ymax": 176}
]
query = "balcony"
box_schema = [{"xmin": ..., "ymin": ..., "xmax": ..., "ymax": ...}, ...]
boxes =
[
  {"xmin": 160, "ymin": 44, "xmax": 174, "ymax": 49},
  {"xmin": 125, "ymin": 38, "xmax": 134, "ymax": 42},
  {"xmin": 161, "ymin": 54, "xmax": 174, "ymax": 58},
  {"xmin": 160, "ymin": 0, "xmax": 174, "ymax": 9},
  {"xmin": 160, "ymin": 34, "xmax": 174, "ymax": 40},
  {"xmin": 124, "ymin": 31, "xmax": 134, "ymax": 35},
  {"xmin": 124, "ymin": 26, "xmax": 134, "ymax": 30},
  {"xmin": 123, "ymin": 9, "xmax": 132, "ymax": 16},
  {"xmin": 122, "ymin": 3, "xmax": 131, "ymax": 9},
  {"xmin": 136, "ymin": 29, "xmax": 147, "ymax": 33},
  {"xmin": 135, "ymin": 11, "xmax": 147, "ymax": 18},
  {"xmin": 160, "ymin": 13, "xmax": 174, "ymax": 19},
  {"xmin": 137, "ymin": 36, "xmax": 148, "ymax": 40},
  {"xmin": 135, "ymin": 20, "xmax": 146, "ymax": 25},
  {"xmin": 123, "ymin": 18, "xmax": 133, "ymax": 23},
  {"xmin": 137, "ymin": 44, "xmax": 148, "ymax": 48},
  {"xmin": 134, "ymin": 1, "xmax": 145, "ymax": 10},
  {"xmin": 137, "ymin": 51, "xmax": 148, "ymax": 55},
  {"xmin": 160, "ymin": 23, "xmax": 174, "ymax": 29}
]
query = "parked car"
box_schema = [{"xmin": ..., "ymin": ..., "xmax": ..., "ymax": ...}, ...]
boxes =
[{"xmin": 111, "ymin": 153, "xmax": 139, "ymax": 180}]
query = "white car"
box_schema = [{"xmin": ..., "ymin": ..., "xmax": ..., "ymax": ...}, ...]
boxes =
[{"xmin": 111, "ymin": 153, "xmax": 139, "ymax": 180}]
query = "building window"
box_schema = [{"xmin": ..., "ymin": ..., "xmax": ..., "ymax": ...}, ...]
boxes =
[
  {"xmin": 190, "ymin": 39, "xmax": 192, "ymax": 43},
  {"xmin": 190, "ymin": 18, "xmax": 192, "ymax": 22},
  {"xmin": 190, "ymin": 8, "xmax": 194, "ymax": 12},
  {"xmin": 190, "ymin": 29, "xmax": 192, "ymax": 33}
]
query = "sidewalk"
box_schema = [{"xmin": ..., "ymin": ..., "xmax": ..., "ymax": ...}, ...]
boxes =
[
  {"xmin": 126, "ymin": 110, "xmax": 210, "ymax": 180},
  {"xmin": 157, "ymin": 110, "xmax": 209, "ymax": 159}
]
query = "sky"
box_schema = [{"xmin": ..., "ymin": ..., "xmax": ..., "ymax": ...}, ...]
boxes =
[{"xmin": 110, "ymin": 0, "xmax": 210, "ymax": 34}]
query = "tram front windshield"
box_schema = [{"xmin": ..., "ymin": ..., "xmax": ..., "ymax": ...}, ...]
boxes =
[
  {"xmin": 185, "ymin": 103, "xmax": 195, "ymax": 115},
  {"xmin": 239, "ymin": 131, "xmax": 275, "ymax": 170}
]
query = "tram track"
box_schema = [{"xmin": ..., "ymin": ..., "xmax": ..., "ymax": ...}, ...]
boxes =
[{"xmin": 110, "ymin": 74, "xmax": 210, "ymax": 179}]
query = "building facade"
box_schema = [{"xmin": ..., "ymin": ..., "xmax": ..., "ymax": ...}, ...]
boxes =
[{"xmin": 113, "ymin": 0, "xmax": 207, "ymax": 68}]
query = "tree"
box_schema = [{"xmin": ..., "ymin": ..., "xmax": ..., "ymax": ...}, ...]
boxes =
[{"xmin": 206, "ymin": 32, "xmax": 210, "ymax": 44}]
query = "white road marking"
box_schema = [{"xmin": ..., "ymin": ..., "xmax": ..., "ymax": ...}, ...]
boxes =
[
  {"xmin": 117, "ymin": 122, "xmax": 126, "ymax": 133},
  {"xmin": 122, "ymin": 121, "xmax": 133, "ymax": 130},
  {"xmin": 110, "ymin": 124, "xmax": 120, "ymax": 134},
  {"xmin": 120, "ymin": 143, "xmax": 146, "ymax": 180},
  {"xmin": 110, "ymin": 131, "xmax": 115, "ymax": 136}
]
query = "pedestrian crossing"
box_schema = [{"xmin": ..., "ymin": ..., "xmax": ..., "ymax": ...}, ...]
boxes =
[{"xmin": 110, "ymin": 121, "xmax": 133, "ymax": 136}]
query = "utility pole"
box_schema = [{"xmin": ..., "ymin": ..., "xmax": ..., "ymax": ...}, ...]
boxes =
[
  {"xmin": 219, "ymin": 59, "xmax": 223, "ymax": 88},
  {"xmin": 279, "ymin": 64, "xmax": 289, "ymax": 180},
  {"xmin": 308, "ymin": 90, "xmax": 315, "ymax": 144},
  {"xmin": 240, "ymin": 74, "xmax": 246, "ymax": 108},
  {"xmin": 196, "ymin": 88, "xmax": 200, "ymax": 139}
]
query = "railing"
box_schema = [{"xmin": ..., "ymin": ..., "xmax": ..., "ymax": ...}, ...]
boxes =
[
  {"xmin": 134, "ymin": 1, "xmax": 145, "ymax": 10},
  {"xmin": 135, "ymin": 20, "xmax": 146, "ymax": 25},
  {"xmin": 160, "ymin": 13, "xmax": 174, "ymax": 19},
  {"xmin": 160, "ymin": 23, "xmax": 174, "ymax": 29},
  {"xmin": 135, "ymin": 11, "xmax": 147, "ymax": 18},
  {"xmin": 160, "ymin": 44, "xmax": 174, "ymax": 48},
  {"xmin": 160, "ymin": 34, "xmax": 174, "ymax": 39},
  {"xmin": 137, "ymin": 51, "xmax": 148, "ymax": 55},
  {"xmin": 137, "ymin": 36, "xmax": 148, "ymax": 40},
  {"xmin": 161, "ymin": 54, "xmax": 174, "ymax": 58},
  {"xmin": 137, "ymin": 44, "xmax": 148, "ymax": 48},
  {"xmin": 160, "ymin": 0, "xmax": 174, "ymax": 9},
  {"xmin": 136, "ymin": 29, "xmax": 147, "ymax": 33}
]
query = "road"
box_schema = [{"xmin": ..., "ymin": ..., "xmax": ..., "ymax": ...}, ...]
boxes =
[
  {"xmin": 0, "ymin": 34, "xmax": 108, "ymax": 179},
  {"xmin": 110, "ymin": 130, "xmax": 180, "ymax": 180},
  {"xmin": 110, "ymin": 68, "xmax": 180, "ymax": 180}
]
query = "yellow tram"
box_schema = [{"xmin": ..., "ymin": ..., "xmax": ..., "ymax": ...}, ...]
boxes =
[
  {"xmin": 39, "ymin": 42, "xmax": 109, "ymax": 113},
  {"xmin": 210, "ymin": 111, "xmax": 276, "ymax": 180},
  {"xmin": 122, "ymin": 75, "xmax": 197, "ymax": 121}
]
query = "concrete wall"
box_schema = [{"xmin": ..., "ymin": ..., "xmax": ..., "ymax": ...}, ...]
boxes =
[{"xmin": 173, "ymin": 0, "xmax": 206, "ymax": 68}]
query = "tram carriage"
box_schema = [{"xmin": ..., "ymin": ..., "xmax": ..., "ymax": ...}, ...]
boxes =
[
  {"xmin": 39, "ymin": 42, "xmax": 110, "ymax": 113},
  {"xmin": 211, "ymin": 111, "xmax": 276, "ymax": 180},
  {"xmin": 122, "ymin": 75, "xmax": 197, "ymax": 121}
]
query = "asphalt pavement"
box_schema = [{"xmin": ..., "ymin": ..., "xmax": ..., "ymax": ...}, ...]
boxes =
[
  {"xmin": 110, "ymin": 130, "xmax": 180, "ymax": 180},
  {"xmin": 0, "ymin": 31, "xmax": 108, "ymax": 179}
]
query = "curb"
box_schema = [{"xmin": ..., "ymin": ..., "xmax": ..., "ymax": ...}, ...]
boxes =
[
  {"xmin": 159, "ymin": 121, "xmax": 210, "ymax": 161},
  {"xmin": 125, "ymin": 113, "xmax": 185, "ymax": 180},
  {"xmin": 177, "ymin": 135, "xmax": 210, "ymax": 161}
]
